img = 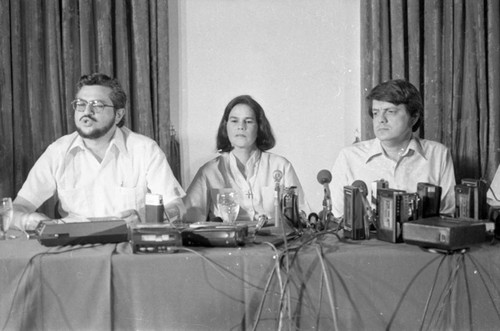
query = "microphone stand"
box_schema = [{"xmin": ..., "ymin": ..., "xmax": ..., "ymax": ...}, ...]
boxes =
[
  {"xmin": 273, "ymin": 172, "xmax": 292, "ymax": 329},
  {"xmin": 321, "ymin": 184, "xmax": 332, "ymax": 229},
  {"xmin": 274, "ymin": 184, "xmax": 281, "ymax": 229}
]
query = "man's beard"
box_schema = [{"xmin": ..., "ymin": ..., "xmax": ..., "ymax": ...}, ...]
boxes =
[{"xmin": 76, "ymin": 117, "xmax": 115, "ymax": 139}]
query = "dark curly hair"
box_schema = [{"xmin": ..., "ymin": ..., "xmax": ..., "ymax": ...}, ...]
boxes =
[
  {"xmin": 216, "ymin": 95, "xmax": 276, "ymax": 152},
  {"xmin": 76, "ymin": 73, "xmax": 127, "ymax": 127},
  {"xmin": 366, "ymin": 79, "xmax": 423, "ymax": 132}
]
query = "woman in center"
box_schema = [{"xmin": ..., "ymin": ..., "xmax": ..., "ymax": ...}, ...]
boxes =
[{"xmin": 184, "ymin": 95, "xmax": 309, "ymax": 223}]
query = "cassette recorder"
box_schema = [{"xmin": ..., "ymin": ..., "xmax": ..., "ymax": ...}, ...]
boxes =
[
  {"xmin": 455, "ymin": 179, "xmax": 488, "ymax": 220},
  {"xmin": 343, "ymin": 185, "xmax": 369, "ymax": 240},
  {"xmin": 130, "ymin": 224, "xmax": 182, "ymax": 254},
  {"xmin": 403, "ymin": 217, "xmax": 487, "ymax": 251},
  {"xmin": 281, "ymin": 186, "xmax": 303, "ymax": 231},
  {"xmin": 371, "ymin": 179, "xmax": 389, "ymax": 208},
  {"xmin": 182, "ymin": 223, "xmax": 248, "ymax": 247},
  {"xmin": 38, "ymin": 219, "xmax": 129, "ymax": 247},
  {"xmin": 417, "ymin": 183, "xmax": 441, "ymax": 218},
  {"xmin": 376, "ymin": 188, "xmax": 419, "ymax": 243}
]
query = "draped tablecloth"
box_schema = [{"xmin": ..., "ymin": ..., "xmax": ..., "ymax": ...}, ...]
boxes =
[{"xmin": 1, "ymin": 231, "xmax": 500, "ymax": 330}]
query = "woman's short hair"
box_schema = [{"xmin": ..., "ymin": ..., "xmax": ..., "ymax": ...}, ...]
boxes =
[
  {"xmin": 216, "ymin": 95, "xmax": 276, "ymax": 152},
  {"xmin": 77, "ymin": 73, "xmax": 127, "ymax": 128},
  {"xmin": 366, "ymin": 79, "xmax": 423, "ymax": 132}
]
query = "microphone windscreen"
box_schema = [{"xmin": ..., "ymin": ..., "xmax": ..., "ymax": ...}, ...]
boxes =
[
  {"xmin": 273, "ymin": 170, "xmax": 283, "ymax": 182},
  {"xmin": 317, "ymin": 169, "xmax": 332, "ymax": 185},
  {"xmin": 352, "ymin": 180, "xmax": 368, "ymax": 196}
]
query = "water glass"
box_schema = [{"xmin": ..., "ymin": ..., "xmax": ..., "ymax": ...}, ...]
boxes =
[
  {"xmin": 0, "ymin": 197, "xmax": 13, "ymax": 240},
  {"xmin": 216, "ymin": 190, "xmax": 240, "ymax": 224}
]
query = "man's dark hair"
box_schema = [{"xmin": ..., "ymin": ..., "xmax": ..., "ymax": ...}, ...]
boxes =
[
  {"xmin": 77, "ymin": 73, "xmax": 127, "ymax": 127},
  {"xmin": 216, "ymin": 95, "xmax": 276, "ymax": 152},
  {"xmin": 367, "ymin": 79, "xmax": 423, "ymax": 132}
]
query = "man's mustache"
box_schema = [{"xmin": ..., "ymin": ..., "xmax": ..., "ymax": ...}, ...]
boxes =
[{"xmin": 80, "ymin": 115, "xmax": 96, "ymax": 122}]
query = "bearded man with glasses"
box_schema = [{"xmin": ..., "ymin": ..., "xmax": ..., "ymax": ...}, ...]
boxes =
[{"xmin": 12, "ymin": 73, "xmax": 185, "ymax": 230}]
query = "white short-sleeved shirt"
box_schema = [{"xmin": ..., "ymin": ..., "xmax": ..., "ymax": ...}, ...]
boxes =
[
  {"xmin": 16, "ymin": 127, "xmax": 185, "ymax": 222},
  {"xmin": 183, "ymin": 150, "xmax": 310, "ymax": 222},
  {"xmin": 331, "ymin": 137, "xmax": 456, "ymax": 217}
]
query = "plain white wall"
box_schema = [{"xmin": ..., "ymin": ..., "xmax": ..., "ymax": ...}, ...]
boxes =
[{"xmin": 170, "ymin": 0, "xmax": 361, "ymax": 213}]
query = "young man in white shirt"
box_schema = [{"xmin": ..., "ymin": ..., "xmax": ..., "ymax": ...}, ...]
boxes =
[
  {"xmin": 331, "ymin": 79, "xmax": 456, "ymax": 218},
  {"xmin": 13, "ymin": 73, "xmax": 185, "ymax": 229}
]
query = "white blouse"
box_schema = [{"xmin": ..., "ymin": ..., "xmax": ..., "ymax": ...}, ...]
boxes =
[{"xmin": 183, "ymin": 150, "xmax": 310, "ymax": 222}]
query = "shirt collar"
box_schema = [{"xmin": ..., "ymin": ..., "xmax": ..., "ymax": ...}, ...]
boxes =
[
  {"xmin": 365, "ymin": 136, "xmax": 426, "ymax": 163},
  {"xmin": 228, "ymin": 149, "xmax": 262, "ymax": 177},
  {"xmin": 66, "ymin": 127, "xmax": 128, "ymax": 157},
  {"xmin": 408, "ymin": 136, "xmax": 426, "ymax": 159}
]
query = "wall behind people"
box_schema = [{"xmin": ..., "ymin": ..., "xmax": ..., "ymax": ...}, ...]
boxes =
[{"xmin": 169, "ymin": 0, "xmax": 361, "ymax": 213}]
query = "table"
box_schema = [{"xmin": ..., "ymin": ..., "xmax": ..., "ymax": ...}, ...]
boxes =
[{"xmin": 1, "ymin": 231, "xmax": 500, "ymax": 330}]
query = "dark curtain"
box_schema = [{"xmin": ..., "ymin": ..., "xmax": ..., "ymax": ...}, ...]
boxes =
[
  {"xmin": 361, "ymin": 0, "xmax": 500, "ymax": 184},
  {"xmin": 0, "ymin": 0, "xmax": 181, "ymax": 213}
]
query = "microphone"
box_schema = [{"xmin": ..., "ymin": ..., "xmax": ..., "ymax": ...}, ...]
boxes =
[
  {"xmin": 273, "ymin": 170, "xmax": 283, "ymax": 187},
  {"xmin": 351, "ymin": 180, "xmax": 368, "ymax": 196},
  {"xmin": 351, "ymin": 180, "xmax": 372, "ymax": 216},
  {"xmin": 317, "ymin": 170, "xmax": 333, "ymax": 227},
  {"xmin": 273, "ymin": 170, "xmax": 283, "ymax": 228},
  {"xmin": 317, "ymin": 169, "xmax": 332, "ymax": 186}
]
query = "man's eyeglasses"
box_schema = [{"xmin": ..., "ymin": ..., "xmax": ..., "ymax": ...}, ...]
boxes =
[{"xmin": 71, "ymin": 99, "xmax": 115, "ymax": 113}]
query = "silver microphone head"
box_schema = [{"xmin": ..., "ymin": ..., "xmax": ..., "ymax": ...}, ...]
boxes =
[
  {"xmin": 273, "ymin": 170, "xmax": 283, "ymax": 183},
  {"xmin": 317, "ymin": 169, "xmax": 332, "ymax": 185}
]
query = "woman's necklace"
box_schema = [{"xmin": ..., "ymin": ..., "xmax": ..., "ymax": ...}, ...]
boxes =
[{"xmin": 245, "ymin": 155, "xmax": 261, "ymax": 200}]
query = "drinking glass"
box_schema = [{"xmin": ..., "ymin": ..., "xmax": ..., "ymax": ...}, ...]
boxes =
[
  {"xmin": 0, "ymin": 197, "xmax": 13, "ymax": 240},
  {"xmin": 216, "ymin": 190, "xmax": 240, "ymax": 224}
]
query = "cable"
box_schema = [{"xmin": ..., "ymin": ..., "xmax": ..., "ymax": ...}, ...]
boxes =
[
  {"xmin": 461, "ymin": 255, "xmax": 473, "ymax": 331},
  {"xmin": 465, "ymin": 253, "xmax": 500, "ymax": 321},
  {"xmin": 418, "ymin": 254, "xmax": 447, "ymax": 331},
  {"xmin": 426, "ymin": 253, "xmax": 465, "ymax": 331},
  {"xmin": 315, "ymin": 245, "xmax": 339, "ymax": 331},
  {"xmin": 386, "ymin": 254, "xmax": 443, "ymax": 330},
  {"xmin": 2, "ymin": 244, "xmax": 103, "ymax": 331}
]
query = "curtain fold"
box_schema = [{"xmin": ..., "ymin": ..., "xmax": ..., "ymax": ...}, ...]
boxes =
[
  {"xmin": 487, "ymin": 0, "xmax": 500, "ymax": 182},
  {"xmin": 0, "ymin": 0, "xmax": 13, "ymax": 200},
  {"xmin": 0, "ymin": 0, "xmax": 178, "ymax": 215},
  {"xmin": 361, "ymin": 0, "xmax": 500, "ymax": 184}
]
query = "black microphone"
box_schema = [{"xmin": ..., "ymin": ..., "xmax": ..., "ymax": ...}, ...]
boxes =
[
  {"xmin": 317, "ymin": 170, "xmax": 332, "ymax": 203},
  {"xmin": 317, "ymin": 169, "xmax": 332, "ymax": 186}
]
